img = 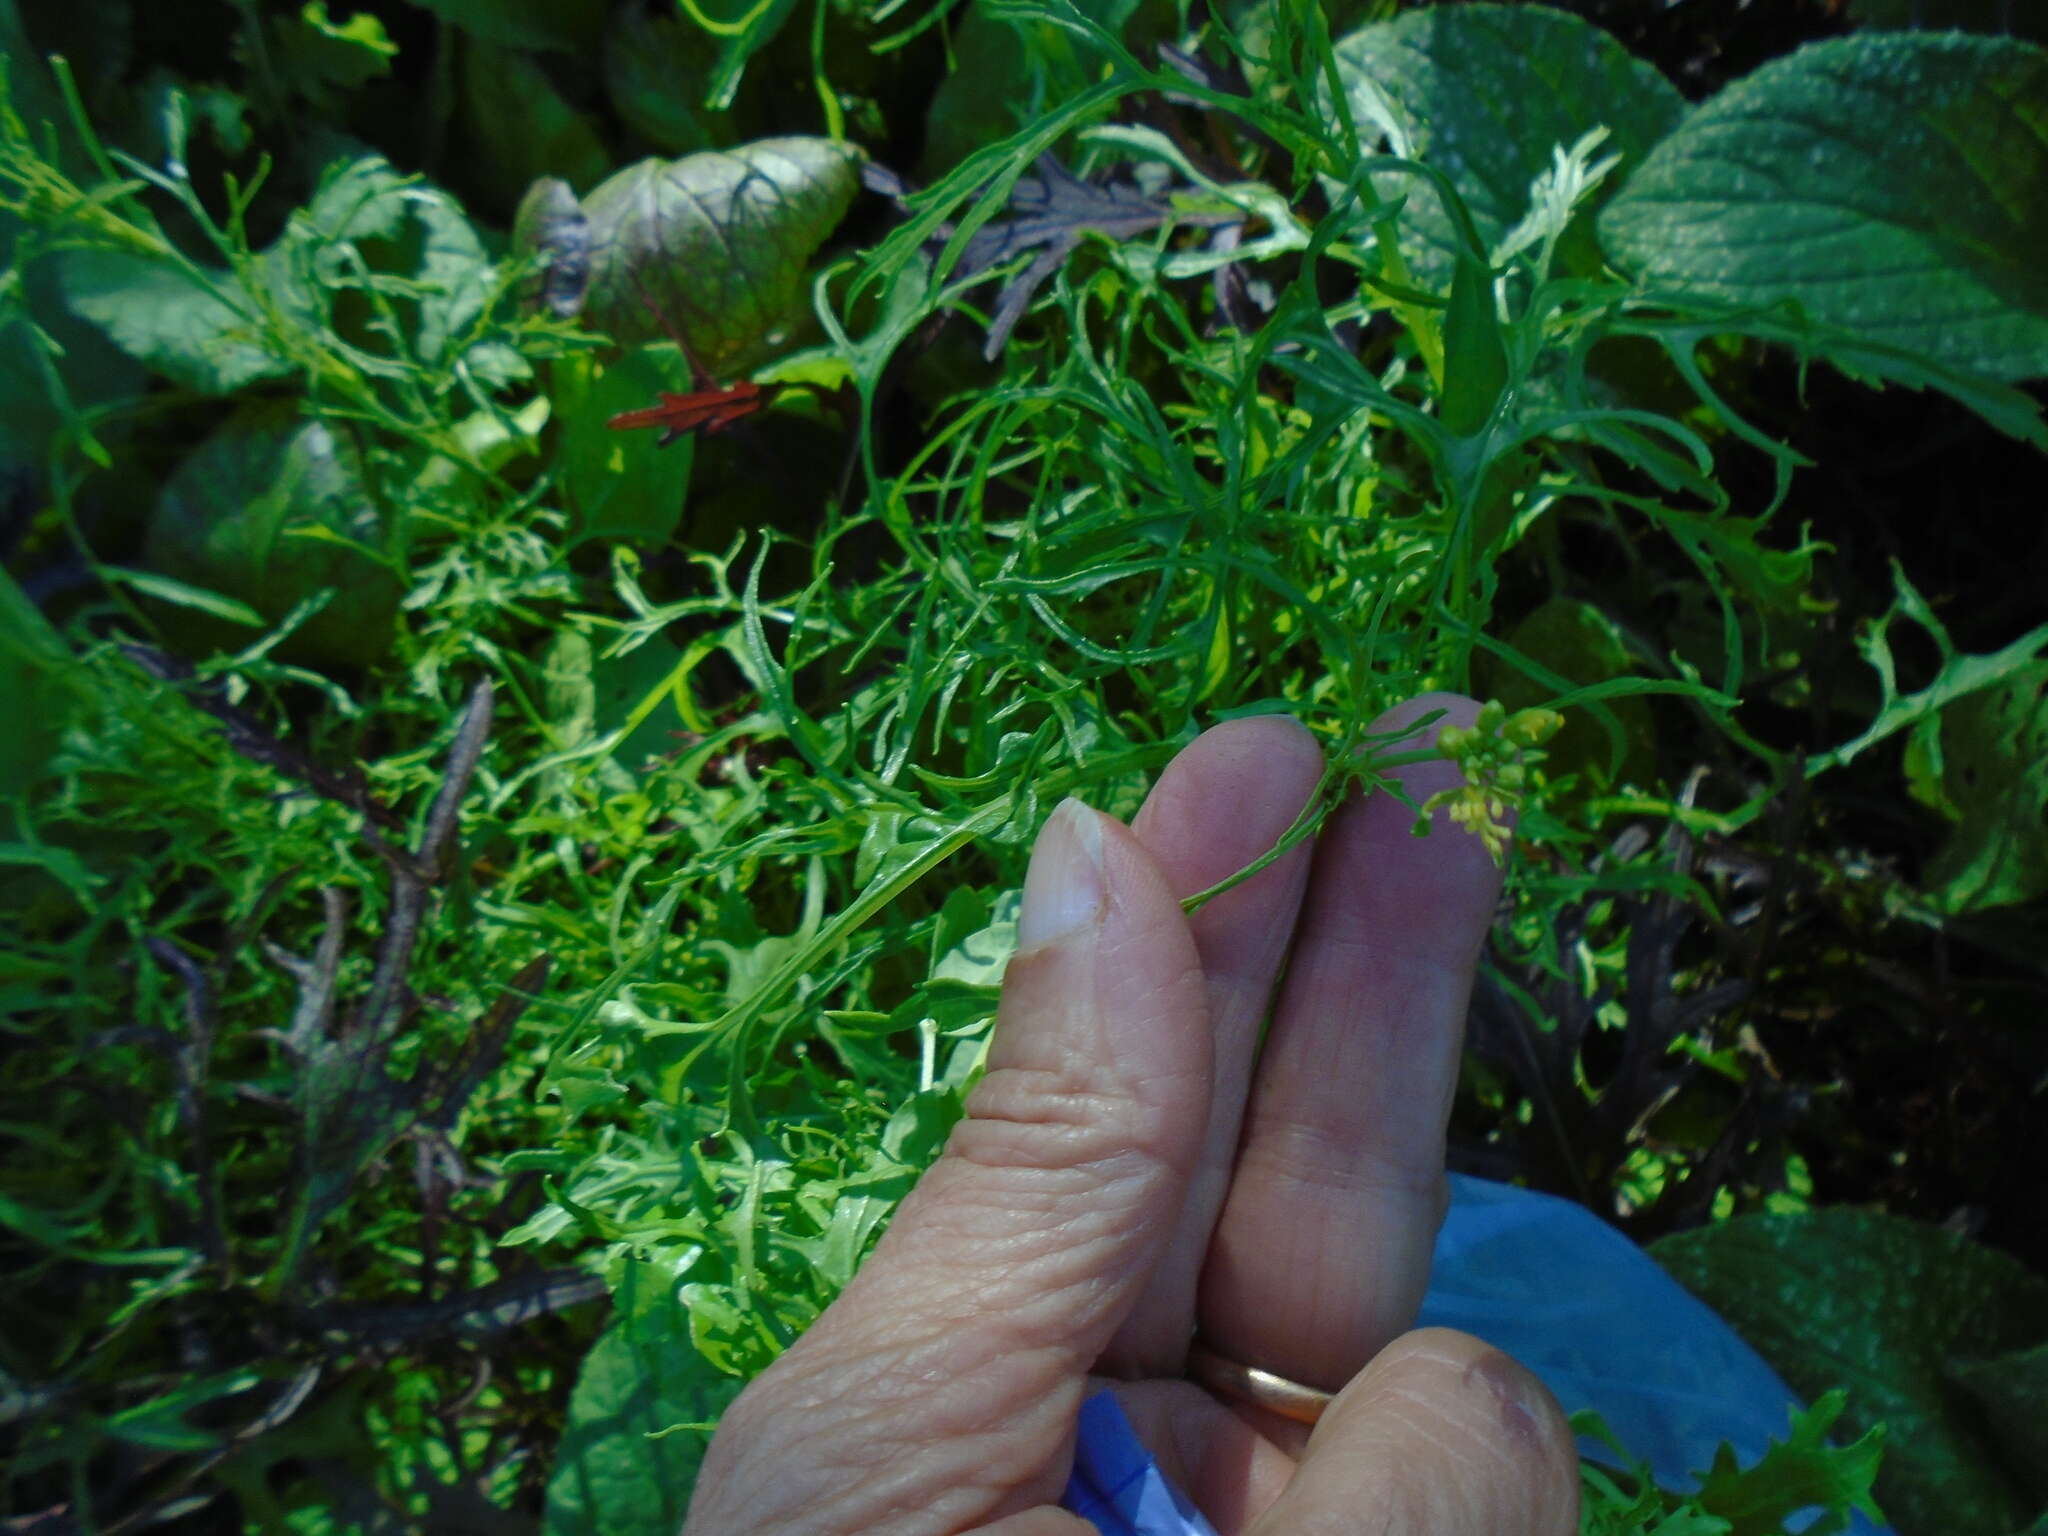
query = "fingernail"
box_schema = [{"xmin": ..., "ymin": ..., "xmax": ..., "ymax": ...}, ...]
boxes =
[{"xmin": 1016, "ymin": 798, "xmax": 1106, "ymax": 948}]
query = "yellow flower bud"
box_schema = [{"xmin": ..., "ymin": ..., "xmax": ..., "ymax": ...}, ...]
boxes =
[{"xmin": 1504, "ymin": 708, "xmax": 1564, "ymax": 748}]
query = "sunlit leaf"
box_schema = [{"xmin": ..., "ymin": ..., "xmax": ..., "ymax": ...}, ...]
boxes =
[
  {"xmin": 580, "ymin": 138, "xmax": 863, "ymax": 374},
  {"xmin": 1600, "ymin": 32, "xmax": 2048, "ymax": 383},
  {"xmin": 1331, "ymin": 3, "xmax": 1684, "ymax": 284}
]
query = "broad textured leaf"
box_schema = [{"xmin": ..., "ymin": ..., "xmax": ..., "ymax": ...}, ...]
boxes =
[
  {"xmin": 0, "ymin": 250, "xmax": 145, "ymax": 464},
  {"xmin": 1902, "ymin": 663, "xmax": 2048, "ymax": 913},
  {"xmin": 1652, "ymin": 1208, "xmax": 2048, "ymax": 1536},
  {"xmin": 1331, "ymin": 4, "xmax": 1684, "ymax": 283},
  {"xmin": 64, "ymin": 157, "xmax": 493, "ymax": 389},
  {"xmin": 58, "ymin": 248, "xmax": 290, "ymax": 395},
  {"xmin": 1477, "ymin": 596, "xmax": 1656, "ymax": 790},
  {"xmin": 542, "ymin": 1257, "xmax": 742, "ymax": 1536},
  {"xmin": 555, "ymin": 348, "xmax": 695, "ymax": 547},
  {"xmin": 143, "ymin": 403, "xmax": 400, "ymax": 666},
  {"xmin": 580, "ymin": 138, "xmax": 863, "ymax": 374},
  {"xmin": 1600, "ymin": 33, "xmax": 2048, "ymax": 382}
]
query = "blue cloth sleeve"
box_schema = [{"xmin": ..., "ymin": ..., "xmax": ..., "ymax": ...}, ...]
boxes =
[{"xmin": 1058, "ymin": 1173, "xmax": 1892, "ymax": 1536}]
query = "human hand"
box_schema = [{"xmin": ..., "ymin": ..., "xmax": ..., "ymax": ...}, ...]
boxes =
[{"xmin": 682, "ymin": 696, "xmax": 1579, "ymax": 1535}]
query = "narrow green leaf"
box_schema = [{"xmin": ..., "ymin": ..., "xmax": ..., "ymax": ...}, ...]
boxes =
[
  {"xmin": 103, "ymin": 568, "xmax": 266, "ymax": 627},
  {"xmin": 1438, "ymin": 250, "xmax": 1507, "ymax": 435}
]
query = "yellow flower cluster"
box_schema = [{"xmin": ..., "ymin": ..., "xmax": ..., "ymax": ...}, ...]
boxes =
[{"xmin": 1418, "ymin": 700, "xmax": 1565, "ymax": 864}]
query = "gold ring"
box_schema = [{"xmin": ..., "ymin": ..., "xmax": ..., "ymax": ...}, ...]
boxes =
[{"xmin": 1185, "ymin": 1340, "xmax": 1334, "ymax": 1425}]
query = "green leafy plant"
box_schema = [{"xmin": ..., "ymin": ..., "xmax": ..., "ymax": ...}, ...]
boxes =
[{"xmin": 2, "ymin": 1, "xmax": 2044, "ymax": 1531}]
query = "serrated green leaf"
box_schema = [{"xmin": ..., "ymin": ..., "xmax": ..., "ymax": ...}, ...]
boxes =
[
  {"xmin": 580, "ymin": 138, "xmax": 863, "ymax": 374},
  {"xmin": 542, "ymin": 1258, "xmax": 742, "ymax": 1536},
  {"xmin": 1813, "ymin": 563, "xmax": 2048, "ymax": 778},
  {"xmin": 1692, "ymin": 1391, "xmax": 1886, "ymax": 1536},
  {"xmin": 61, "ymin": 156, "xmax": 493, "ymax": 390},
  {"xmin": 1331, "ymin": 3, "xmax": 1684, "ymax": 284},
  {"xmin": 1652, "ymin": 1207, "xmax": 2048, "ymax": 1536},
  {"xmin": 1600, "ymin": 33, "xmax": 2048, "ymax": 383}
]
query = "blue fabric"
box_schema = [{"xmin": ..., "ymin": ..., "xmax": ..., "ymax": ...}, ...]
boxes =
[
  {"xmin": 1059, "ymin": 1173, "xmax": 1892, "ymax": 1536},
  {"xmin": 1061, "ymin": 1390, "xmax": 1219, "ymax": 1536}
]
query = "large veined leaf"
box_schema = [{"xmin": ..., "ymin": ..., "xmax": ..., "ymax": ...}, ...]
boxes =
[
  {"xmin": 143, "ymin": 403, "xmax": 400, "ymax": 666},
  {"xmin": 579, "ymin": 138, "xmax": 863, "ymax": 374},
  {"xmin": 1599, "ymin": 33, "xmax": 2048, "ymax": 382},
  {"xmin": 1652, "ymin": 1208, "xmax": 2048, "ymax": 1536},
  {"xmin": 1330, "ymin": 3, "xmax": 1684, "ymax": 282},
  {"xmin": 542, "ymin": 1257, "xmax": 743, "ymax": 1536}
]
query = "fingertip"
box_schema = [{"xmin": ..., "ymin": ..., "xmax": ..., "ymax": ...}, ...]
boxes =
[{"xmin": 1304, "ymin": 1328, "xmax": 1579, "ymax": 1536}]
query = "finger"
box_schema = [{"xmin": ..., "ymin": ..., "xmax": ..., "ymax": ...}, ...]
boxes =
[
  {"xmin": 1101, "ymin": 715, "xmax": 1325, "ymax": 1374},
  {"xmin": 1201, "ymin": 694, "xmax": 1506, "ymax": 1394},
  {"xmin": 684, "ymin": 800, "xmax": 1211, "ymax": 1536},
  {"xmin": 1106, "ymin": 1378, "xmax": 1298, "ymax": 1534},
  {"xmin": 1244, "ymin": 1329, "xmax": 1578, "ymax": 1536},
  {"xmin": 973, "ymin": 1512, "xmax": 1097, "ymax": 1535}
]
